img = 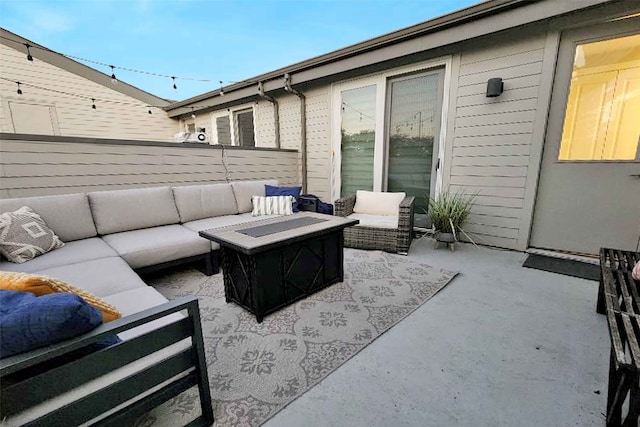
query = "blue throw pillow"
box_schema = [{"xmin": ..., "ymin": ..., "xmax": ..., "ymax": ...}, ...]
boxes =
[
  {"xmin": 265, "ymin": 185, "xmax": 302, "ymax": 212},
  {"xmin": 0, "ymin": 290, "xmax": 103, "ymax": 358}
]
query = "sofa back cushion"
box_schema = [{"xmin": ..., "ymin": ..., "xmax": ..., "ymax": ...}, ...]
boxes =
[
  {"xmin": 0, "ymin": 194, "xmax": 97, "ymax": 242},
  {"xmin": 353, "ymin": 190, "xmax": 406, "ymax": 217},
  {"xmin": 88, "ymin": 187, "xmax": 180, "ymax": 235},
  {"xmin": 172, "ymin": 183, "xmax": 238, "ymax": 222},
  {"xmin": 231, "ymin": 180, "xmax": 278, "ymax": 213}
]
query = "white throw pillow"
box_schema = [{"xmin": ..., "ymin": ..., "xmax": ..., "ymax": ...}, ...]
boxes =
[
  {"xmin": 251, "ymin": 196, "xmax": 294, "ymax": 216},
  {"xmin": 352, "ymin": 191, "xmax": 406, "ymax": 217}
]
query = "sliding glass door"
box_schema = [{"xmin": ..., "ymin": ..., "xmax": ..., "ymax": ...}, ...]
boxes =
[
  {"xmin": 332, "ymin": 62, "xmax": 447, "ymax": 228},
  {"xmin": 386, "ymin": 70, "xmax": 444, "ymax": 226}
]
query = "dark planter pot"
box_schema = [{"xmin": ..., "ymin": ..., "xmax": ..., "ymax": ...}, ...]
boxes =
[
  {"xmin": 435, "ymin": 232, "xmax": 455, "ymax": 243},
  {"xmin": 434, "ymin": 231, "xmax": 456, "ymax": 252}
]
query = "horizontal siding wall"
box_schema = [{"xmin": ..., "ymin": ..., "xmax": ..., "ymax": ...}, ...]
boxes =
[
  {"xmin": 241, "ymin": 87, "xmax": 330, "ymax": 200},
  {"xmin": 0, "ymin": 137, "xmax": 299, "ymax": 198},
  {"xmin": 447, "ymin": 33, "xmax": 548, "ymax": 250},
  {"xmin": 0, "ymin": 44, "xmax": 179, "ymax": 142}
]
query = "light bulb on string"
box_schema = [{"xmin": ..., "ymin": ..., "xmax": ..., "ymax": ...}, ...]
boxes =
[
  {"xmin": 191, "ymin": 107, "xmax": 196, "ymax": 119},
  {"xmin": 91, "ymin": 98, "xmax": 97, "ymax": 110},
  {"xmin": 172, "ymin": 76, "xmax": 177, "ymax": 90},
  {"xmin": 24, "ymin": 44, "xmax": 33, "ymax": 62},
  {"xmin": 219, "ymin": 81, "xmax": 225, "ymax": 96},
  {"xmin": 16, "ymin": 81, "xmax": 22, "ymax": 95},
  {"xmin": 110, "ymin": 65, "xmax": 117, "ymax": 84}
]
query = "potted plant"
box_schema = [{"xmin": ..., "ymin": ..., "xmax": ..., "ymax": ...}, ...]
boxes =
[{"xmin": 427, "ymin": 190, "xmax": 476, "ymax": 251}]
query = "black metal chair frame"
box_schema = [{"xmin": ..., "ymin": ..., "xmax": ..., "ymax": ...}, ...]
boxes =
[{"xmin": 0, "ymin": 296, "xmax": 214, "ymax": 427}]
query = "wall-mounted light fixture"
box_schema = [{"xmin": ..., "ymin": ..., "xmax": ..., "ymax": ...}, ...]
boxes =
[{"xmin": 486, "ymin": 77, "xmax": 503, "ymax": 97}]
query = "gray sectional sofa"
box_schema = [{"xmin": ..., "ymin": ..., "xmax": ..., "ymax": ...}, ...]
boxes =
[{"xmin": 0, "ymin": 179, "xmax": 279, "ymax": 426}]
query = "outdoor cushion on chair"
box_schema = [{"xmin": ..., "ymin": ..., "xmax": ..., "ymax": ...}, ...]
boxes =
[{"xmin": 335, "ymin": 192, "xmax": 415, "ymax": 255}]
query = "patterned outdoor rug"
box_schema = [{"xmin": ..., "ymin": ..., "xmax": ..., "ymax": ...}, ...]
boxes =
[{"xmin": 137, "ymin": 249, "xmax": 457, "ymax": 427}]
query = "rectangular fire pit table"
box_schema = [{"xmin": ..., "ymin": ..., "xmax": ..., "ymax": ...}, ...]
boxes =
[{"xmin": 199, "ymin": 212, "xmax": 358, "ymax": 322}]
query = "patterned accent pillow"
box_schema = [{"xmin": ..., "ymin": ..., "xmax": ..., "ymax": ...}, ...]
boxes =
[
  {"xmin": 251, "ymin": 196, "xmax": 294, "ymax": 216},
  {"xmin": 0, "ymin": 206, "xmax": 64, "ymax": 263},
  {"xmin": 0, "ymin": 271, "xmax": 122, "ymax": 323}
]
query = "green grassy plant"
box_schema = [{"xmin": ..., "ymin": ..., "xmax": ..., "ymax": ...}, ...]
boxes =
[{"xmin": 428, "ymin": 191, "xmax": 476, "ymax": 241}]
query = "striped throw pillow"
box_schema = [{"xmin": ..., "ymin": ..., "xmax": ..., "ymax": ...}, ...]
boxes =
[{"xmin": 251, "ymin": 196, "xmax": 294, "ymax": 216}]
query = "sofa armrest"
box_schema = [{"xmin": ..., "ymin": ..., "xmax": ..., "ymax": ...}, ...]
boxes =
[
  {"xmin": 0, "ymin": 296, "xmax": 214, "ymax": 427},
  {"xmin": 334, "ymin": 194, "xmax": 356, "ymax": 217},
  {"xmin": 397, "ymin": 196, "xmax": 415, "ymax": 254}
]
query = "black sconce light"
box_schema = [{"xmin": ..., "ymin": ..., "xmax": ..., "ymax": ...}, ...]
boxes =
[{"xmin": 486, "ymin": 77, "xmax": 503, "ymax": 97}]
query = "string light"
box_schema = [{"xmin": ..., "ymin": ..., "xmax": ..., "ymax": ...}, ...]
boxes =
[
  {"xmin": 219, "ymin": 81, "xmax": 225, "ymax": 96},
  {"xmin": 0, "ymin": 35, "xmax": 233, "ymax": 89},
  {"xmin": 109, "ymin": 65, "xmax": 118, "ymax": 84},
  {"xmin": 172, "ymin": 76, "xmax": 177, "ymax": 90},
  {"xmin": 16, "ymin": 81, "xmax": 22, "ymax": 95},
  {"xmin": 24, "ymin": 43, "xmax": 33, "ymax": 62},
  {"xmin": 91, "ymin": 98, "xmax": 96, "ymax": 109}
]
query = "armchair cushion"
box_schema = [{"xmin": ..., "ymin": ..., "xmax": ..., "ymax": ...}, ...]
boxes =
[
  {"xmin": 347, "ymin": 213, "xmax": 398, "ymax": 229},
  {"xmin": 353, "ymin": 191, "xmax": 406, "ymax": 217}
]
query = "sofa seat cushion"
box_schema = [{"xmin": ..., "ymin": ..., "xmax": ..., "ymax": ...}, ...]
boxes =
[
  {"xmin": 35, "ymin": 257, "xmax": 147, "ymax": 298},
  {"xmin": 0, "ymin": 193, "xmax": 97, "ymax": 242},
  {"xmin": 0, "ymin": 238, "xmax": 118, "ymax": 273},
  {"xmin": 88, "ymin": 186, "xmax": 180, "ymax": 235},
  {"xmin": 183, "ymin": 213, "xmax": 279, "ymax": 250},
  {"xmin": 103, "ymin": 287, "xmax": 184, "ymax": 341},
  {"xmin": 348, "ymin": 213, "xmax": 399, "ymax": 229},
  {"xmin": 353, "ymin": 190, "xmax": 406, "ymax": 216},
  {"xmin": 172, "ymin": 183, "xmax": 238, "ymax": 222},
  {"xmin": 102, "ymin": 225, "xmax": 210, "ymax": 269}
]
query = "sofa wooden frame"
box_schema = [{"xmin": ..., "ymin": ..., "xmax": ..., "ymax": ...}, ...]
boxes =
[{"xmin": 0, "ymin": 296, "xmax": 214, "ymax": 427}]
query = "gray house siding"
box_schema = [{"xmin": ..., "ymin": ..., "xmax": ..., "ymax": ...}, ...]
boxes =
[
  {"xmin": 255, "ymin": 87, "xmax": 331, "ymax": 200},
  {"xmin": 443, "ymin": 31, "xmax": 551, "ymax": 250},
  {"xmin": 0, "ymin": 135, "xmax": 299, "ymax": 198}
]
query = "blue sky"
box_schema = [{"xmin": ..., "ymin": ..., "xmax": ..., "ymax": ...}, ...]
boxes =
[{"xmin": 0, "ymin": 0, "xmax": 478, "ymax": 101}]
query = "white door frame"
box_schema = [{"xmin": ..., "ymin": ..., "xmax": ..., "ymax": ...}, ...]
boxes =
[{"xmin": 329, "ymin": 56, "xmax": 452, "ymax": 202}]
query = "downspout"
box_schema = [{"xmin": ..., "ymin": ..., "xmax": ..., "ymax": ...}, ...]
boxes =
[
  {"xmin": 257, "ymin": 82, "xmax": 280, "ymax": 149},
  {"xmin": 283, "ymin": 73, "xmax": 307, "ymax": 193}
]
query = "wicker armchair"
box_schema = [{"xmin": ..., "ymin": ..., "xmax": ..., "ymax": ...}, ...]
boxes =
[{"xmin": 334, "ymin": 193, "xmax": 415, "ymax": 255}]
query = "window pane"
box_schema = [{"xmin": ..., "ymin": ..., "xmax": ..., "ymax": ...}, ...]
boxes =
[
  {"xmin": 559, "ymin": 34, "xmax": 640, "ymax": 161},
  {"xmin": 216, "ymin": 116, "xmax": 231, "ymax": 145},
  {"xmin": 387, "ymin": 73, "xmax": 439, "ymax": 215},
  {"xmin": 235, "ymin": 110, "xmax": 255, "ymax": 147},
  {"xmin": 340, "ymin": 85, "xmax": 376, "ymax": 197}
]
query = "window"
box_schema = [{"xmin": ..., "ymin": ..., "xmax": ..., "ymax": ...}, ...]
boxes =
[
  {"xmin": 558, "ymin": 34, "xmax": 640, "ymax": 161},
  {"xmin": 186, "ymin": 123, "xmax": 196, "ymax": 132},
  {"xmin": 234, "ymin": 109, "xmax": 255, "ymax": 147},
  {"xmin": 211, "ymin": 106, "xmax": 256, "ymax": 147}
]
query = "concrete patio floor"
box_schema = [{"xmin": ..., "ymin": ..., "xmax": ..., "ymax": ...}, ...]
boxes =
[{"xmin": 264, "ymin": 237, "xmax": 609, "ymax": 427}]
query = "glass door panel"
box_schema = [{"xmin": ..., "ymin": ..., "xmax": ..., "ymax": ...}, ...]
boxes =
[
  {"xmin": 386, "ymin": 71, "xmax": 443, "ymax": 225},
  {"xmin": 340, "ymin": 85, "xmax": 377, "ymax": 197}
]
